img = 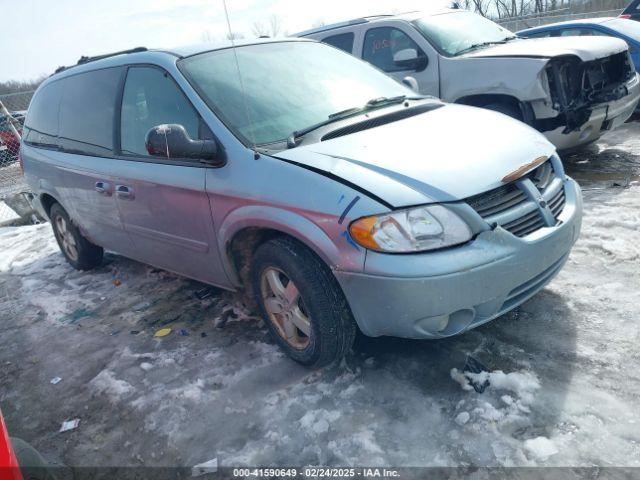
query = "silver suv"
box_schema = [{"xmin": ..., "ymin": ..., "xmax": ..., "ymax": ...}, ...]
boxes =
[
  {"xmin": 296, "ymin": 9, "xmax": 640, "ymax": 150},
  {"xmin": 22, "ymin": 39, "xmax": 582, "ymax": 366}
]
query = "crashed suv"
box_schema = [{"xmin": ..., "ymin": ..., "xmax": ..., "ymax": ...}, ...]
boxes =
[{"xmin": 297, "ymin": 9, "xmax": 640, "ymax": 150}]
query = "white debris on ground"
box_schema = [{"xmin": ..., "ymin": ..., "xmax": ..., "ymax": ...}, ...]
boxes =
[{"xmin": 1, "ymin": 123, "xmax": 640, "ymax": 469}]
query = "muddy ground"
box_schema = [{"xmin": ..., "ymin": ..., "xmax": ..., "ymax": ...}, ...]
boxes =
[{"xmin": 1, "ymin": 120, "xmax": 639, "ymax": 475}]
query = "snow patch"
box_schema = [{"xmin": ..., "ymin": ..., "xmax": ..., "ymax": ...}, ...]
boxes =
[
  {"xmin": 524, "ymin": 437, "xmax": 558, "ymax": 461},
  {"xmin": 89, "ymin": 370, "xmax": 134, "ymax": 402}
]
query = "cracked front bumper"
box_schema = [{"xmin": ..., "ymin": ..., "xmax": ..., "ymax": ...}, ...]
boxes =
[
  {"xmin": 545, "ymin": 73, "xmax": 640, "ymax": 150},
  {"xmin": 335, "ymin": 178, "xmax": 583, "ymax": 339}
]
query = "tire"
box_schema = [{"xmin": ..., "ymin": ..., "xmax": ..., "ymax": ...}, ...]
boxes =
[
  {"xmin": 50, "ymin": 203, "xmax": 103, "ymax": 270},
  {"xmin": 484, "ymin": 101, "xmax": 523, "ymax": 121},
  {"xmin": 250, "ymin": 237, "xmax": 357, "ymax": 367}
]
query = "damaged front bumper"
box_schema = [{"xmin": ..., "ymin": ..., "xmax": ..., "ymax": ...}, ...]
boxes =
[
  {"xmin": 544, "ymin": 73, "xmax": 640, "ymax": 150},
  {"xmin": 335, "ymin": 178, "xmax": 582, "ymax": 339},
  {"xmin": 536, "ymin": 51, "xmax": 640, "ymax": 150}
]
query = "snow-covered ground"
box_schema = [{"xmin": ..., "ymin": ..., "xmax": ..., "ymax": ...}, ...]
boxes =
[{"xmin": 1, "ymin": 121, "xmax": 639, "ymax": 471}]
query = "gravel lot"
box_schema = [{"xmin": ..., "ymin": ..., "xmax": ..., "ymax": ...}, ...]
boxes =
[{"xmin": 1, "ymin": 120, "xmax": 639, "ymax": 473}]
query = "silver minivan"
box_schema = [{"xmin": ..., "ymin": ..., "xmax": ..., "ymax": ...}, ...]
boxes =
[{"xmin": 22, "ymin": 39, "xmax": 583, "ymax": 366}]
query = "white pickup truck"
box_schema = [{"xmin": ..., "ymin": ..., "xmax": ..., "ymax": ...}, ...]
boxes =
[{"xmin": 296, "ymin": 9, "xmax": 640, "ymax": 150}]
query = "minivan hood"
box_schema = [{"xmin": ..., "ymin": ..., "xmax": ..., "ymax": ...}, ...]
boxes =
[
  {"xmin": 274, "ymin": 104, "xmax": 555, "ymax": 208},
  {"xmin": 464, "ymin": 36, "xmax": 628, "ymax": 62}
]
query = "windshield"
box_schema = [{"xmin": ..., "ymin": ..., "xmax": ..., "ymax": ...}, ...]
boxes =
[
  {"xmin": 412, "ymin": 11, "xmax": 515, "ymax": 56},
  {"xmin": 605, "ymin": 18, "xmax": 640, "ymax": 39},
  {"xmin": 178, "ymin": 41, "xmax": 410, "ymax": 146}
]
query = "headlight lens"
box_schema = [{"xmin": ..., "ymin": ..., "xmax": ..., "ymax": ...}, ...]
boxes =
[{"xmin": 349, "ymin": 205, "xmax": 472, "ymax": 253}]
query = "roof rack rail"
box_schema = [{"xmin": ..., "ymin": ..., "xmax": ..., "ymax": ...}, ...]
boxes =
[
  {"xmin": 295, "ymin": 11, "xmax": 419, "ymax": 38},
  {"xmin": 52, "ymin": 47, "xmax": 148, "ymax": 76},
  {"xmin": 77, "ymin": 46, "xmax": 148, "ymax": 65},
  {"xmin": 295, "ymin": 18, "xmax": 371, "ymax": 37}
]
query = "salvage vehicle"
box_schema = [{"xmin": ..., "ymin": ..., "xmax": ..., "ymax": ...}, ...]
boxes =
[
  {"xmin": 296, "ymin": 9, "xmax": 640, "ymax": 150},
  {"xmin": 518, "ymin": 17, "xmax": 640, "ymax": 73},
  {"xmin": 22, "ymin": 40, "xmax": 582, "ymax": 366},
  {"xmin": 0, "ymin": 112, "xmax": 24, "ymax": 165}
]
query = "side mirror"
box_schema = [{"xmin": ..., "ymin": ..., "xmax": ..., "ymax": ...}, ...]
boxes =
[
  {"xmin": 402, "ymin": 76, "xmax": 420, "ymax": 92},
  {"xmin": 145, "ymin": 124, "xmax": 225, "ymax": 167},
  {"xmin": 393, "ymin": 48, "xmax": 428, "ymax": 71}
]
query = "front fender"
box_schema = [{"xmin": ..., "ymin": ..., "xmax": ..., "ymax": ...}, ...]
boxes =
[
  {"xmin": 217, "ymin": 204, "xmax": 367, "ymax": 285},
  {"xmin": 441, "ymin": 57, "xmax": 550, "ymax": 103}
]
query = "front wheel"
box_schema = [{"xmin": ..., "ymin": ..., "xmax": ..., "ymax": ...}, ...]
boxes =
[
  {"xmin": 250, "ymin": 237, "xmax": 356, "ymax": 367},
  {"xmin": 50, "ymin": 203, "xmax": 103, "ymax": 270},
  {"xmin": 484, "ymin": 101, "xmax": 523, "ymax": 121}
]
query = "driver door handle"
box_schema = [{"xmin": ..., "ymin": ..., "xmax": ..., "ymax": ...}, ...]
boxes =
[
  {"xmin": 94, "ymin": 181, "xmax": 111, "ymax": 195},
  {"xmin": 115, "ymin": 185, "xmax": 134, "ymax": 200}
]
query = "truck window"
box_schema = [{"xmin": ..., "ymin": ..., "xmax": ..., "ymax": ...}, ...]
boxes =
[
  {"xmin": 322, "ymin": 33, "xmax": 355, "ymax": 53},
  {"xmin": 362, "ymin": 27, "xmax": 425, "ymax": 72}
]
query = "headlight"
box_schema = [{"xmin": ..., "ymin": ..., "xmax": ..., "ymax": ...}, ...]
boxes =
[{"xmin": 349, "ymin": 205, "xmax": 472, "ymax": 253}]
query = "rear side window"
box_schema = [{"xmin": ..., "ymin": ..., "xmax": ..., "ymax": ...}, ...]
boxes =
[
  {"xmin": 120, "ymin": 67, "xmax": 200, "ymax": 157},
  {"xmin": 322, "ymin": 33, "xmax": 355, "ymax": 53},
  {"xmin": 522, "ymin": 31, "xmax": 553, "ymax": 38},
  {"xmin": 559, "ymin": 28, "xmax": 607, "ymax": 37},
  {"xmin": 58, "ymin": 68, "xmax": 123, "ymax": 157},
  {"xmin": 24, "ymin": 81, "xmax": 63, "ymax": 148},
  {"xmin": 362, "ymin": 27, "xmax": 425, "ymax": 72}
]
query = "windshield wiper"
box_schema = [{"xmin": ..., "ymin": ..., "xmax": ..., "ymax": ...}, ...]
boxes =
[
  {"xmin": 456, "ymin": 37, "xmax": 514, "ymax": 56},
  {"xmin": 288, "ymin": 95, "xmax": 416, "ymax": 148},
  {"xmin": 327, "ymin": 95, "xmax": 408, "ymax": 119}
]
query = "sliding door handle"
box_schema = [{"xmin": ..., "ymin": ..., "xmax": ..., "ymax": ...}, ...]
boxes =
[
  {"xmin": 94, "ymin": 181, "xmax": 111, "ymax": 195},
  {"xmin": 115, "ymin": 185, "xmax": 134, "ymax": 200}
]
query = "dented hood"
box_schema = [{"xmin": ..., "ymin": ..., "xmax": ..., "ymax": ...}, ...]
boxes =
[
  {"xmin": 274, "ymin": 104, "xmax": 555, "ymax": 207},
  {"xmin": 464, "ymin": 36, "xmax": 628, "ymax": 62}
]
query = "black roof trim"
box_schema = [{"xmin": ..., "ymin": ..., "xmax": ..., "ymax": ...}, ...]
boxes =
[{"xmin": 53, "ymin": 47, "xmax": 148, "ymax": 76}]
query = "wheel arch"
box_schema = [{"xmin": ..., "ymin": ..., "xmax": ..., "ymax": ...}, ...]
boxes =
[
  {"xmin": 39, "ymin": 192, "xmax": 60, "ymax": 219},
  {"xmin": 455, "ymin": 94, "xmax": 534, "ymax": 123},
  {"xmin": 220, "ymin": 206, "xmax": 345, "ymax": 290}
]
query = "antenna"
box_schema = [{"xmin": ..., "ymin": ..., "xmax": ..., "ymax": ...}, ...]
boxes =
[{"xmin": 221, "ymin": 0, "xmax": 257, "ymax": 148}]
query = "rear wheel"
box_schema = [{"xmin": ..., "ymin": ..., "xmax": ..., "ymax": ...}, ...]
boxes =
[
  {"xmin": 50, "ymin": 203, "xmax": 103, "ymax": 270},
  {"xmin": 251, "ymin": 237, "xmax": 356, "ymax": 367}
]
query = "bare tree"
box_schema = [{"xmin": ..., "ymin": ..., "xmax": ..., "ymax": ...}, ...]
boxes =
[
  {"xmin": 251, "ymin": 21, "xmax": 269, "ymax": 37},
  {"xmin": 269, "ymin": 14, "xmax": 282, "ymax": 37},
  {"xmin": 251, "ymin": 14, "xmax": 284, "ymax": 38},
  {"xmin": 226, "ymin": 31, "xmax": 245, "ymax": 41},
  {"xmin": 0, "ymin": 78, "xmax": 45, "ymax": 95},
  {"xmin": 201, "ymin": 30, "xmax": 213, "ymax": 43}
]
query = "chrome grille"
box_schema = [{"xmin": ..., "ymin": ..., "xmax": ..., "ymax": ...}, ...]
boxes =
[
  {"xmin": 548, "ymin": 187, "xmax": 566, "ymax": 218},
  {"xmin": 466, "ymin": 159, "xmax": 566, "ymax": 238},
  {"xmin": 502, "ymin": 209, "xmax": 546, "ymax": 238},
  {"xmin": 466, "ymin": 183, "xmax": 527, "ymax": 218}
]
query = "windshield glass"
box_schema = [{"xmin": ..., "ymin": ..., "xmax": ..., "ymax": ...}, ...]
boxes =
[
  {"xmin": 605, "ymin": 18, "xmax": 640, "ymax": 39},
  {"xmin": 178, "ymin": 41, "xmax": 410, "ymax": 146},
  {"xmin": 412, "ymin": 11, "xmax": 515, "ymax": 56}
]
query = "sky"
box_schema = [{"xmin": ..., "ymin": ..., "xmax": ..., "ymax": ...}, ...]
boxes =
[{"xmin": 1, "ymin": 0, "xmax": 451, "ymax": 82}]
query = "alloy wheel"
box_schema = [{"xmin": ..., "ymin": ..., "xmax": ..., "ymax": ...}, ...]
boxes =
[
  {"xmin": 55, "ymin": 215, "xmax": 79, "ymax": 261},
  {"xmin": 260, "ymin": 267, "xmax": 311, "ymax": 349}
]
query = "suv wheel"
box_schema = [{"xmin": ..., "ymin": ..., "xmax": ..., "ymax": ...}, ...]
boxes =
[
  {"xmin": 484, "ymin": 101, "xmax": 523, "ymax": 121},
  {"xmin": 251, "ymin": 237, "xmax": 356, "ymax": 367},
  {"xmin": 50, "ymin": 203, "xmax": 103, "ymax": 270}
]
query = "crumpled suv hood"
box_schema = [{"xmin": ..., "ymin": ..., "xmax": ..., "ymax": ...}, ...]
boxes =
[
  {"xmin": 465, "ymin": 36, "xmax": 628, "ymax": 62},
  {"xmin": 275, "ymin": 104, "xmax": 556, "ymax": 208}
]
